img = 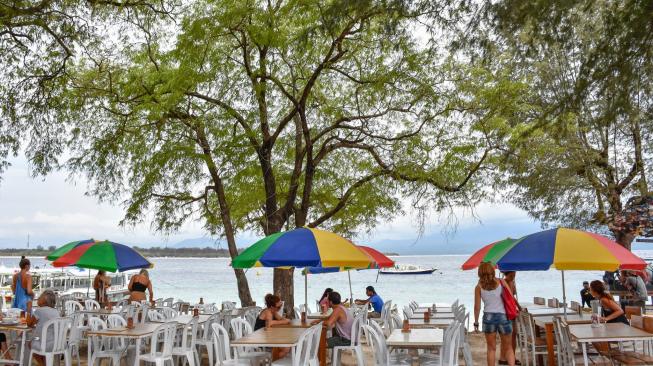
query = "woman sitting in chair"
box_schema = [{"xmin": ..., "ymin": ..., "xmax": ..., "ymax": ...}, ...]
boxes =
[
  {"xmin": 27, "ymin": 289, "xmax": 60, "ymax": 366},
  {"xmin": 254, "ymin": 294, "xmax": 290, "ymax": 357}
]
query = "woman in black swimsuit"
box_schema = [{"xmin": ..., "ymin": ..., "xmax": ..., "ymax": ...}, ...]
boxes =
[
  {"xmin": 589, "ymin": 280, "xmax": 628, "ymax": 324},
  {"xmin": 254, "ymin": 294, "xmax": 291, "ymax": 356},
  {"xmin": 128, "ymin": 269, "xmax": 154, "ymax": 304}
]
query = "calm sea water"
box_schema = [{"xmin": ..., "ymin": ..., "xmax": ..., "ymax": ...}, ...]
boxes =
[{"xmin": 4, "ymin": 251, "xmax": 652, "ymax": 312}]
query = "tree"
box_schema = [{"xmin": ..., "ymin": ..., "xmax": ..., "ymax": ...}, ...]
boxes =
[
  {"xmin": 16, "ymin": 0, "xmax": 517, "ymax": 310},
  {"xmin": 464, "ymin": 0, "xmax": 653, "ymax": 248},
  {"xmin": 0, "ymin": 0, "xmax": 174, "ymax": 180}
]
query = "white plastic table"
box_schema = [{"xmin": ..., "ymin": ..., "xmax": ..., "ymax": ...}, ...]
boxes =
[
  {"xmin": 569, "ymin": 323, "xmax": 653, "ymax": 366},
  {"xmin": 0, "ymin": 323, "xmax": 30, "ymax": 365},
  {"xmin": 386, "ymin": 329, "xmax": 444, "ymax": 366}
]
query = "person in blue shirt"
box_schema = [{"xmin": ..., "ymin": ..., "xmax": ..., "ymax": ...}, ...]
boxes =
[{"xmin": 354, "ymin": 285, "xmax": 384, "ymax": 318}]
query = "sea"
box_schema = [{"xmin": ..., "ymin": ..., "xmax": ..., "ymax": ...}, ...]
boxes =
[{"xmin": 4, "ymin": 251, "xmax": 653, "ymax": 313}]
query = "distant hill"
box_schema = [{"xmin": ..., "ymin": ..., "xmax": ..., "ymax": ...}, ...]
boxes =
[{"xmin": 170, "ymin": 237, "xmax": 221, "ymax": 249}]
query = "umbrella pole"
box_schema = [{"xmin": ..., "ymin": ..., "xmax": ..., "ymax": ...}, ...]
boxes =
[
  {"xmin": 348, "ymin": 271, "xmax": 353, "ymax": 304},
  {"xmin": 376, "ymin": 269, "xmax": 380, "ymax": 283},
  {"xmin": 305, "ymin": 272, "xmax": 308, "ymax": 313},
  {"xmin": 87, "ymin": 270, "xmax": 90, "ymax": 298},
  {"xmin": 562, "ymin": 270, "xmax": 568, "ymax": 319}
]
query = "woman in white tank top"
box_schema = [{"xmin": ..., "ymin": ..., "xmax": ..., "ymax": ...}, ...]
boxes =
[{"xmin": 473, "ymin": 262, "xmax": 516, "ymax": 366}]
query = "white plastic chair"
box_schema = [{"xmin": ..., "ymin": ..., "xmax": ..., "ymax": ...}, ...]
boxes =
[
  {"xmin": 64, "ymin": 300, "xmax": 83, "ymax": 316},
  {"xmin": 85, "ymin": 299, "xmax": 101, "ymax": 310},
  {"xmin": 244, "ymin": 309, "xmax": 258, "ymax": 328},
  {"xmin": 196, "ymin": 313, "xmax": 221, "ymax": 366},
  {"xmin": 332, "ymin": 315, "xmax": 365, "ymax": 366},
  {"xmin": 87, "ymin": 317, "xmax": 125, "ymax": 366},
  {"xmin": 28, "ymin": 317, "xmax": 72, "ymax": 366},
  {"xmin": 136, "ymin": 322, "xmax": 177, "ymax": 366},
  {"xmin": 420, "ymin": 321, "xmax": 462, "ymax": 366},
  {"xmin": 230, "ymin": 317, "xmax": 271, "ymax": 360},
  {"xmin": 160, "ymin": 307, "xmax": 179, "ymax": 320},
  {"xmin": 211, "ymin": 323, "xmax": 253, "ymax": 366},
  {"xmin": 68, "ymin": 313, "xmax": 85, "ymax": 366},
  {"xmin": 272, "ymin": 325, "xmax": 321, "ymax": 366},
  {"xmin": 162, "ymin": 297, "xmax": 175, "ymax": 308},
  {"xmin": 362, "ymin": 323, "xmax": 408, "ymax": 366},
  {"xmin": 148, "ymin": 310, "xmax": 166, "ymax": 322},
  {"xmin": 172, "ymin": 316, "xmax": 200, "ymax": 366},
  {"xmin": 222, "ymin": 301, "xmax": 236, "ymax": 310}
]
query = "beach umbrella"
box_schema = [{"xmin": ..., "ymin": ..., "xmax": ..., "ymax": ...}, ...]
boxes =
[
  {"xmin": 462, "ymin": 228, "xmax": 647, "ymax": 316},
  {"xmin": 303, "ymin": 246, "xmax": 395, "ymax": 303},
  {"xmin": 231, "ymin": 227, "xmax": 374, "ymax": 310},
  {"xmin": 46, "ymin": 239, "xmax": 96, "ymax": 261},
  {"xmin": 48, "ymin": 240, "xmax": 153, "ymax": 272}
]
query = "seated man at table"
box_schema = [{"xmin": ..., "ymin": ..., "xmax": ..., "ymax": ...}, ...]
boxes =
[
  {"xmin": 315, "ymin": 291, "xmax": 354, "ymax": 348},
  {"xmin": 354, "ymin": 286, "xmax": 384, "ymax": 318},
  {"xmin": 27, "ymin": 289, "xmax": 61, "ymax": 366},
  {"xmin": 620, "ymin": 270, "xmax": 648, "ymax": 311}
]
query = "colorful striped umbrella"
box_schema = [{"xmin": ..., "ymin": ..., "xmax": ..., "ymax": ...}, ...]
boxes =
[
  {"xmin": 48, "ymin": 240, "xmax": 152, "ymax": 272},
  {"xmin": 462, "ymin": 228, "xmax": 646, "ymax": 318},
  {"xmin": 231, "ymin": 228, "xmax": 373, "ymax": 269},
  {"xmin": 231, "ymin": 227, "xmax": 374, "ymax": 311},
  {"xmin": 461, "ymin": 228, "xmax": 646, "ymax": 271},
  {"xmin": 46, "ymin": 239, "xmax": 96, "ymax": 261},
  {"xmin": 304, "ymin": 246, "xmax": 394, "ymax": 274},
  {"xmin": 303, "ymin": 245, "xmax": 394, "ymax": 304}
]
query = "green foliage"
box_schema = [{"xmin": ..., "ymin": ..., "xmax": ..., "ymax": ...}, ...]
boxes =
[{"xmin": 466, "ymin": 0, "xmax": 653, "ymax": 244}]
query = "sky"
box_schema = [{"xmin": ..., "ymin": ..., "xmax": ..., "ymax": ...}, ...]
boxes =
[{"xmin": 0, "ymin": 155, "xmax": 543, "ymax": 253}]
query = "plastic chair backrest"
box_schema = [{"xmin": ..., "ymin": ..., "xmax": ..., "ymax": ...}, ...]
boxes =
[
  {"xmin": 222, "ymin": 301, "xmax": 235, "ymax": 310},
  {"xmin": 390, "ymin": 313, "xmax": 402, "ymax": 332},
  {"xmin": 368, "ymin": 317, "xmax": 386, "ymax": 338},
  {"xmin": 147, "ymin": 322, "xmax": 177, "ymax": 358},
  {"xmin": 148, "ymin": 310, "xmax": 166, "ymax": 322},
  {"xmin": 211, "ymin": 322, "xmax": 233, "ymax": 363},
  {"xmin": 308, "ymin": 324, "xmax": 322, "ymax": 365},
  {"xmin": 230, "ymin": 317, "xmax": 252, "ymax": 339},
  {"xmin": 362, "ymin": 324, "xmax": 389, "ymax": 366},
  {"xmin": 85, "ymin": 299, "xmax": 101, "ymax": 310},
  {"xmin": 65, "ymin": 300, "xmax": 83, "ymax": 316},
  {"xmin": 161, "ymin": 307, "xmax": 178, "ymax": 320},
  {"xmin": 38, "ymin": 317, "xmax": 71, "ymax": 353},
  {"xmin": 178, "ymin": 316, "xmax": 199, "ymax": 351},
  {"xmin": 290, "ymin": 325, "xmax": 315, "ymax": 366},
  {"xmin": 202, "ymin": 313, "xmax": 222, "ymax": 341},
  {"xmin": 107, "ymin": 314, "xmax": 126, "ymax": 328},
  {"xmin": 162, "ymin": 297, "xmax": 174, "ymax": 308},
  {"xmin": 441, "ymin": 321, "xmax": 462, "ymax": 366},
  {"xmin": 350, "ymin": 315, "xmax": 363, "ymax": 346}
]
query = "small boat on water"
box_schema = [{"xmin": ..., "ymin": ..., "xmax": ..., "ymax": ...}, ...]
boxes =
[{"xmin": 379, "ymin": 264, "xmax": 436, "ymax": 275}]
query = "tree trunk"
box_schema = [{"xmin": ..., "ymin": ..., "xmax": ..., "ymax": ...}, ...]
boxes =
[
  {"xmin": 234, "ymin": 268, "xmax": 254, "ymax": 307},
  {"xmin": 613, "ymin": 230, "xmax": 636, "ymax": 251},
  {"xmin": 273, "ymin": 268, "xmax": 294, "ymax": 316}
]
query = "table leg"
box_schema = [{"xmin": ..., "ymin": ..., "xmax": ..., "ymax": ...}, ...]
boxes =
[
  {"xmin": 545, "ymin": 323, "xmax": 556, "ymax": 366},
  {"xmin": 19, "ymin": 330, "xmax": 26, "ymax": 366},
  {"xmin": 133, "ymin": 338, "xmax": 140, "ymax": 366},
  {"xmin": 409, "ymin": 349, "xmax": 420, "ymax": 366},
  {"xmin": 582, "ymin": 343, "xmax": 589, "ymax": 366},
  {"xmin": 319, "ymin": 323, "xmax": 327, "ymax": 366}
]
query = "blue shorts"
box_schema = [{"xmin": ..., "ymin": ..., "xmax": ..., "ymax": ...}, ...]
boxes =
[{"xmin": 482, "ymin": 312, "xmax": 512, "ymax": 334}]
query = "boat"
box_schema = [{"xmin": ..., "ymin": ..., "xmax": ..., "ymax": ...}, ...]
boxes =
[
  {"xmin": 379, "ymin": 264, "xmax": 436, "ymax": 275},
  {"xmin": 0, "ymin": 264, "xmax": 135, "ymax": 306}
]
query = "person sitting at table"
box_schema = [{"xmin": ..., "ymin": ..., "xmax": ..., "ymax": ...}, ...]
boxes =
[
  {"xmin": 254, "ymin": 294, "xmax": 291, "ymax": 357},
  {"xmin": 314, "ymin": 291, "xmax": 353, "ymax": 348},
  {"xmin": 318, "ymin": 288, "xmax": 333, "ymax": 313},
  {"xmin": 11, "ymin": 257, "xmax": 34, "ymax": 311},
  {"xmin": 589, "ymin": 280, "xmax": 628, "ymax": 324},
  {"xmin": 93, "ymin": 270, "xmax": 111, "ymax": 307},
  {"xmin": 354, "ymin": 285, "xmax": 384, "ymax": 318},
  {"xmin": 128, "ymin": 269, "xmax": 154, "ymax": 304},
  {"xmin": 619, "ymin": 270, "xmax": 648, "ymax": 310},
  {"xmin": 27, "ymin": 289, "xmax": 61, "ymax": 366}
]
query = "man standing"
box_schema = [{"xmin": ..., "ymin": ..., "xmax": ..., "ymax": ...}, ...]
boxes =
[
  {"xmin": 580, "ymin": 281, "xmax": 594, "ymax": 308},
  {"xmin": 354, "ymin": 285, "xmax": 384, "ymax": 318}
]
